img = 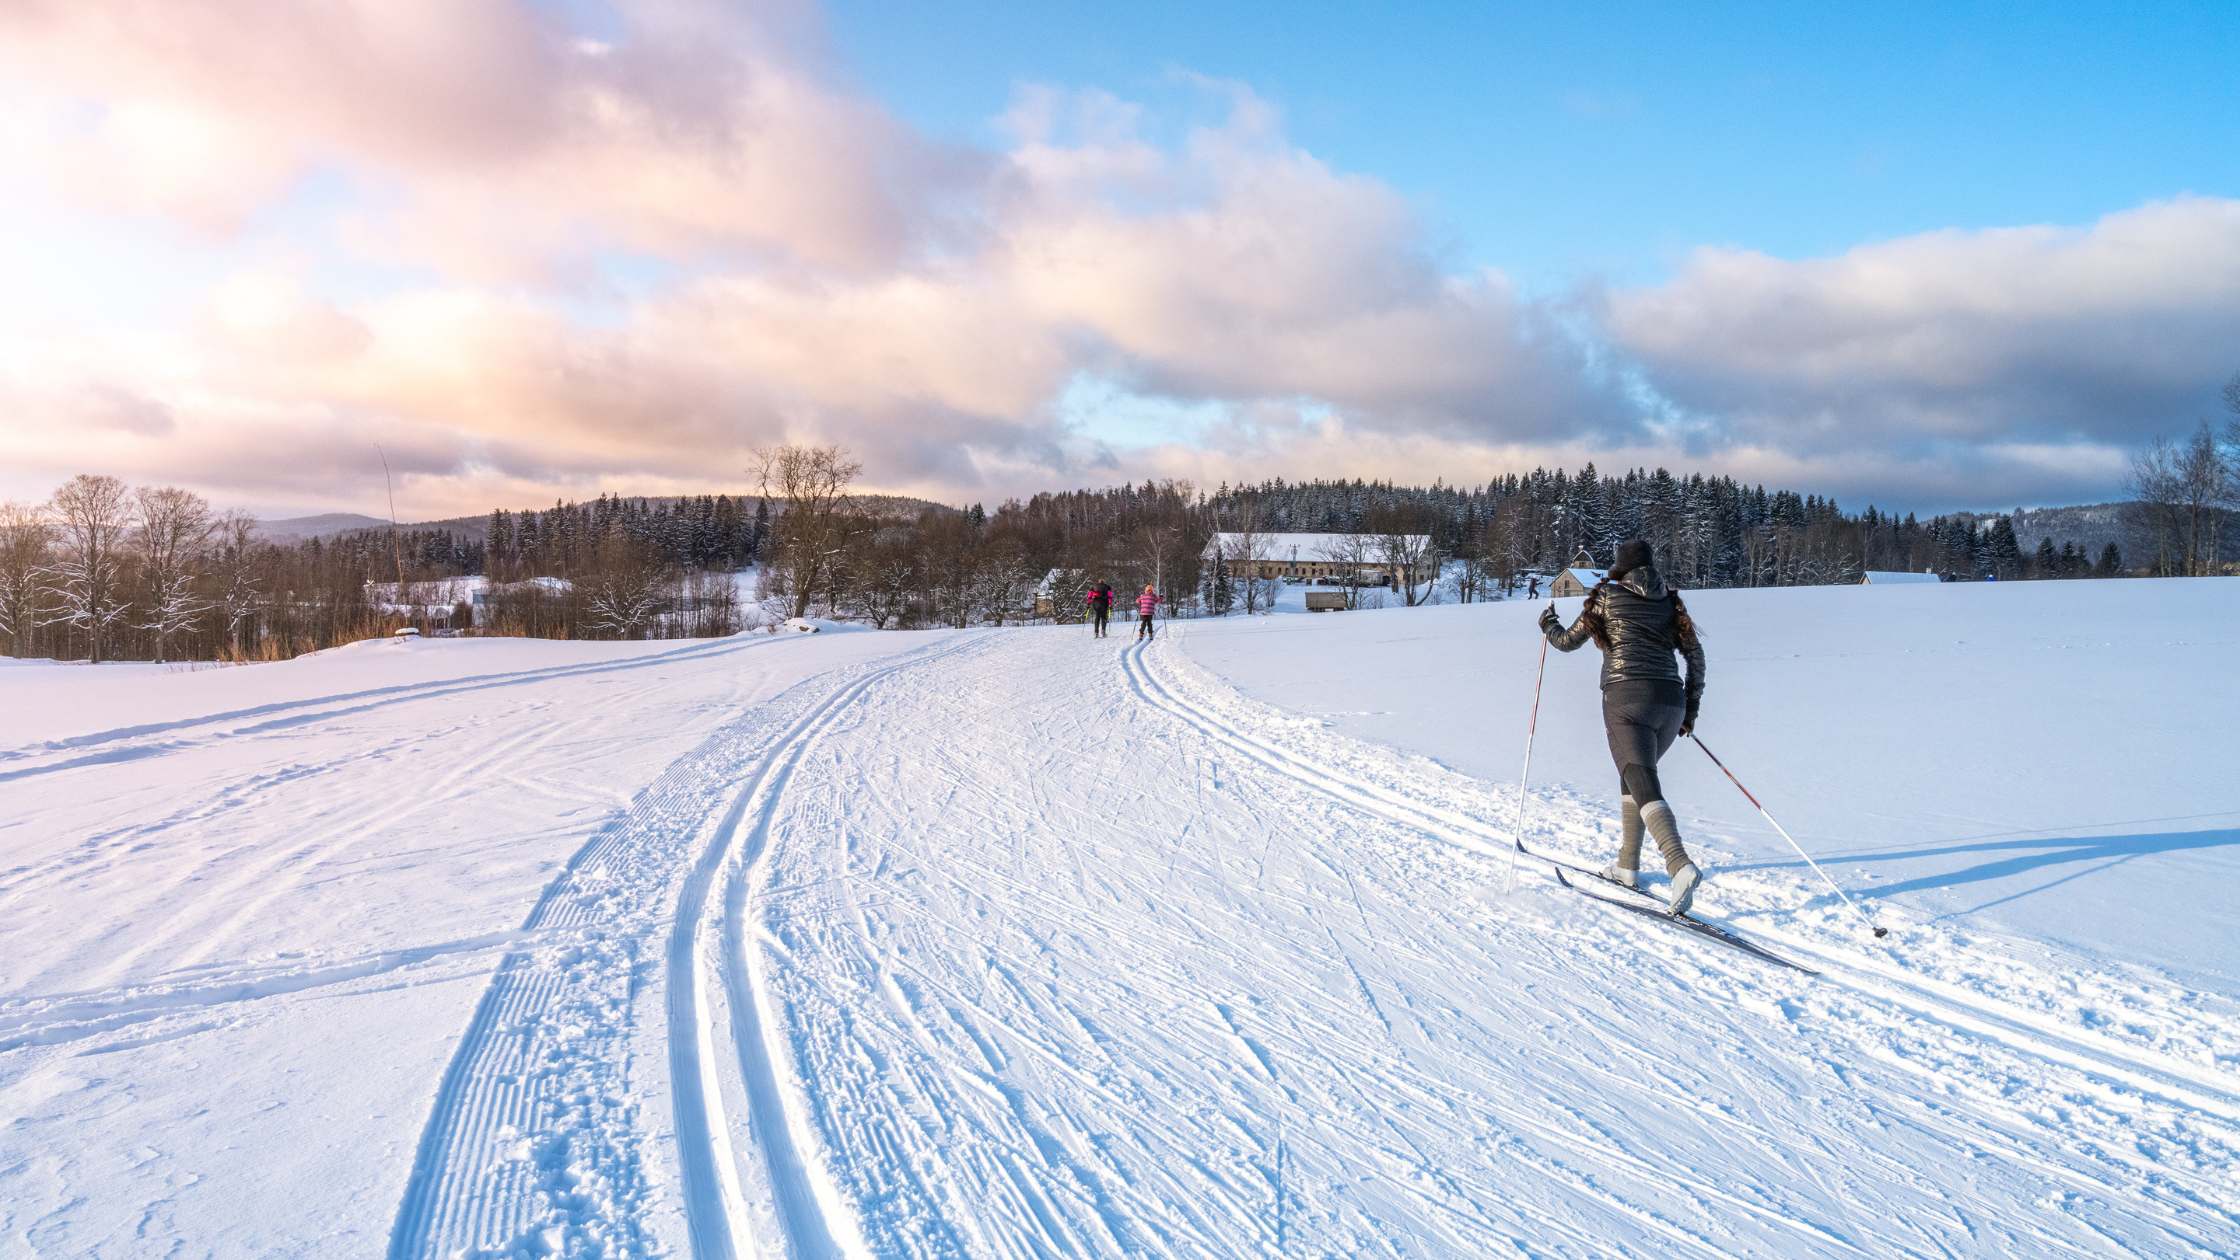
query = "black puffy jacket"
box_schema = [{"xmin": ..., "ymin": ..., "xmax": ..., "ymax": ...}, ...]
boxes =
[{"xmin": 1544, "ymin": 568, "xmax": 1706, "ymax": 721}]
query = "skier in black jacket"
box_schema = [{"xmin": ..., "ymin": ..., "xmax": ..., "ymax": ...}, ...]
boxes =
[
  {"xmin": 1540, "ymin": 539, "xmax": 1710, "ymax": 913},
  {"xmin": 1090, "ymin": 582, "xmax": 1114, "ymax": 638}
]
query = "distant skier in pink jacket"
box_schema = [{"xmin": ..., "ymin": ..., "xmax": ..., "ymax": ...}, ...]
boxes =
[{"xmin": 1135, "ymin": 585, "xmax": 1159, "ymax": 640}]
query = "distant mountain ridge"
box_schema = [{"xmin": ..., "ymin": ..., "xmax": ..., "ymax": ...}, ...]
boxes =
[
  {"xmin": 255, "ymin": 512, "xmax": 390, "ymax": 540},
  {"xmin": 259, "ymin": 494, "xmax": 954, "ymax": 543}
]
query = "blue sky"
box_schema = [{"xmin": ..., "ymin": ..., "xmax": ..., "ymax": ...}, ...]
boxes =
[
  {"xmin": 2, "ymin": 0, "xmax": 2237, "ymax": 519},
  {"xmin": 823, "ymin": 0, "xmax": 2240, "ymax": 287}
]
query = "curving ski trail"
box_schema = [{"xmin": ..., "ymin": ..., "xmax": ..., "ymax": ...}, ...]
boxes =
[
  {"xmin": 385, "ymin": 636, "xmax": 975, "ymax": 1260},
  {"xmin": 712, "ymin": 626, "xmax": 2238, "ymax": 1256}
]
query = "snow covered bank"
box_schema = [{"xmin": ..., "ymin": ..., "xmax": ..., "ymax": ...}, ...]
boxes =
[
  {"xmin": 4, "ymin": 579, "xmax": 2238, "ymax": 1256},
  {"xmin": 1173, "ymin": 578, "xmax": 2240, "ymax": 986},
  {"xmin": 0, "ymin": 629, "xmax": 954, "ymax": 1255}
]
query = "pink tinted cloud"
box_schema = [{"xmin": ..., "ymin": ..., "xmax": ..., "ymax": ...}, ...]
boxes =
[
  {"xmin": 0, "ymin": 0, "xmax": 951, "ymax": 272},
  {"xmin": 2, "ymin": 0, "xmax": 1607, "ymax": 514},
  {"xmin": 0, "ymin": 0, "xmax": 2233, "ymax": 519}
]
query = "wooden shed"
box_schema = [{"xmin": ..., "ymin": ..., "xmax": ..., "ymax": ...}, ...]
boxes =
[{"xmin": 1549, "ymin": 567, "xmax": 1608, "ymax": 597}]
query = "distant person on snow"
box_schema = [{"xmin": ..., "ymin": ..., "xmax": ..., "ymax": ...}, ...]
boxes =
[
  {"xmin": 1135, "ymin": 585, "xmax": 1159, "ymax": 640},
  {"xmin": 1089, "ymin": 582, "xmax": 1115, "ymax": 638},
  {"xmin": 1539, "ymin": 539, "xmax": 1709, "ymax": 914},
  {"xmin": 1526, "ymin": 575, "xmax": 1541, "ymax": 600}
]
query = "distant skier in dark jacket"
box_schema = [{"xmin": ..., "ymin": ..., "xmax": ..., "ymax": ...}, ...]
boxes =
[
  {"xmin": 1540, "ymin": 539, "xmax": 1710, "ymax": 913},
  {"xmin": 1089, "ymin": 582, "xmax": 1114, "ymax": 637}
]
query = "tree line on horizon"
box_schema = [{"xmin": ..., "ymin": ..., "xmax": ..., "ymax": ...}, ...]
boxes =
[
  {"xmin": 9, "ymin": 430, "xmax": 2236, "ymax": 659},
  {"xmin": 0, "ymin": 481, "xmax": 776, "ymax": 662}
]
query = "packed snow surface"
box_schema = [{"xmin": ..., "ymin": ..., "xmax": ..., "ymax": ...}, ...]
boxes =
[{"xmin": 3, "ymin": 579, "xmax": 2237, "ymax": 1257}]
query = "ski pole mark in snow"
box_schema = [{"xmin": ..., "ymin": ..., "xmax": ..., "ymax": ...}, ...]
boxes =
[
  {"xmin": 1134, "ymin": 629, "xmax": 2240, "ymax": 1253},
  {"xmin": 678, "ymin": 625, "xmax": 2240, "ymax": 1256},
  {"xmin": 1138, "ymin": 632, "xmax": 2240, "ymax": 1138}
]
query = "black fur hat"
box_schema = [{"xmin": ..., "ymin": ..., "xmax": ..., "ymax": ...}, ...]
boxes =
[{"xmin": 1611, "ymin": 539, "xmax": 1653, "ymax": 577}]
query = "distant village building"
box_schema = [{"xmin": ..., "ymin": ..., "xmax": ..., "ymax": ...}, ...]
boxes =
[
  {"xmin": 1548, "ymin": 568, "xmax": 1608, "ymax": 597},
  {"xmin": 1202, "ymin": 532, "xmax": 1438, "ymax": 587},
  {"xmin": 1859, "ymin": 571, "xmax": 1942, "ymax": 585},
  {"xmin": 1032, "ymin": 568, "xmax": 1086, "ymax": 618}
]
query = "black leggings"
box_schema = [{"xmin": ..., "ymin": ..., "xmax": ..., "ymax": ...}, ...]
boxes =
[
  {"xmin": 1093, "ymin": 608, "xmax": 1110, "ymax": 633},
  {"xmin": 1139, "ymin": 613, "xmax": 1155, "ymax": 636},
  {"xmin": 1604, "ymin": 681, "xmax": 1685, "ymax": 803}
]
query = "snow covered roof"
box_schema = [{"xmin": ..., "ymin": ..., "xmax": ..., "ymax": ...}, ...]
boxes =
[
  {"xmin": 1202, "ymin": 532, "xmax": 1431, "ymax": 559},
  {"xmin": 1565, "ymin": 568, "xmax": 1608, "ymax": 585},
  {"xmin": 1860, "ymin": 571, "xmax": 1942, "ymax": 585},
  {"xmin": 1032, "ymin": 568, "xmax": 1082, "ymax": 598}
]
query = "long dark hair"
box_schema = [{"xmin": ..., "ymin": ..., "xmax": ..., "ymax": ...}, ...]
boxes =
[{"xmin": 1578, "ymin": 580, "xmax": 1699, "ymax": 652}]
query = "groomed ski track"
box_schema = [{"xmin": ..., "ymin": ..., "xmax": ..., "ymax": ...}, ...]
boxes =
[
  {"xmin": 378, "ymin": 623, "xmax": 2240, "ymax": 1257},
  {"xmin": 384, "ymin": 636, "xmax": 980, "ymax": 1259}
]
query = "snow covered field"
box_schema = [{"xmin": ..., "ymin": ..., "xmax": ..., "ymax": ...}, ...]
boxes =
[{"xmin": 3, "ymin": 579, "xmax": 2237, "ymax": 1256}]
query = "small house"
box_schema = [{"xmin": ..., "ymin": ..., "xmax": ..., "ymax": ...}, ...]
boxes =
[
  {"xmin": 1548, "ymin": 568, "xmax": 1608, "ymax": 597},
  {"xmin": 1860, "ymin": 571, "xmax": 1941, "ymax": 585},
  {"xmin": 1032, "ymin": 568, "xmax": 1086, "ymax": 618},
  {"xmin": 1201, "ymin": 532, "xmax": 1438, "ymax": 587}
]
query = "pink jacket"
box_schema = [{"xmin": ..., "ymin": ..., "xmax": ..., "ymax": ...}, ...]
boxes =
[{"xmin": 1136, "ymin": 590, "xmax": 1158, "ymax": 615}]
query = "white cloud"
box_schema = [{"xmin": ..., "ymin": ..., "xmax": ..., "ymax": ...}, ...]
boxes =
[
  {"xmin": 1605, "ymin": 197, "xmax": 2240, "ymax": 453},
  {"xmin": 0, "ymin": 1, "xmax": 2234, "ymax": 519}
]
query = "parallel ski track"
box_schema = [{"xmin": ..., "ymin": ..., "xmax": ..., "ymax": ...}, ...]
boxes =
[
  {"xmin": 385, "ymin": 634, "xmax": 974, "ymax": 1260},
  {"xmin": 1123, "ymin": 634, "xmax": 2240, "ymax": 1138},
  {"xmin": 673, "ymin": 635, "xmax": 987, "ymax": 1260}
]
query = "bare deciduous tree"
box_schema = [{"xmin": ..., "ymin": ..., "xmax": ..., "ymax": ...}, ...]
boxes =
[
  {"xmin": 210, "ymin": 510, "xmax": 264, "ymax": 658},
  {"xmin": 846, "ymin": 531, "xmax": 919, "ymax": 629},
  {"xmin": 1371, "ymin": 506, "xmax": 1437, "ymax": 606},
  {"xmin": 1223, "ymin": 504, "xmax": 1276, "ymax": 614},
  {"xmin": 2125, "ymin": 423, "xmax": 2230, "ymax": 576},
  {"xmin": 1131, "ymin": 520, "xmax": 1184, "ymax": 616},
  {"xmin": 1315, "ymin": 532, "xmax": 1377, "ymax": 610},
  {"xmin": 678, "ymin": 567, "xmax": 740, "ymax": 638},
  {"xmin": 755, "ymin": 444, "xmax": 862, "ymax": 620},
  {"xmin": 135, "ymin": 486, "xmax": 216, "ymax": 662},
  {"xmin": 0, "ymin": 501, "xmax": 55, "ymax": 657},
  {"xmin": 581, "ymin": 535, "xmax": 668, "ymax": 639},
  {"xmin": 975, "ymin": 542, "xmax": 1038, "ymax": 625},
  {"xmin": 47, "ymin": 474, "xmax": 136, "ymax": 664}
]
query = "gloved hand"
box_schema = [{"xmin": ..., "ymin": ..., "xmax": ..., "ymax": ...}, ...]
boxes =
[
  {"xmin": 1681, "ymin": 709, "xmax": 1698, "ymax": 737},
  {"xmin": 1538, "ymin": 605, "xmax": 1561, "ymax": 635}
]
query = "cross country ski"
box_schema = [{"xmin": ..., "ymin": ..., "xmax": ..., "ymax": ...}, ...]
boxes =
[{"xmin": 1554, "ymin": 865, "xmax": 1820, "ymax": 975}]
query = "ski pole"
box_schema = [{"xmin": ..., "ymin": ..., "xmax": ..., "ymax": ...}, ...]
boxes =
[
  {"xmin": 1689, "ymin": 734, "xmax": 1888, "ymax": 939},
  {"xmin": 1504, "ymin": 618, "xmax": 1551, "ymax": 889}
]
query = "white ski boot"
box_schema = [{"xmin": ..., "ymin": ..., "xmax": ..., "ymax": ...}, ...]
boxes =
[
  {"xmin": 1599, "ymin": 865, "xmax": 1639, "ymax": 889},
  {"xmin": 1668, "ymin": 863, "xmax": 1704, "ymax": 916}
]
